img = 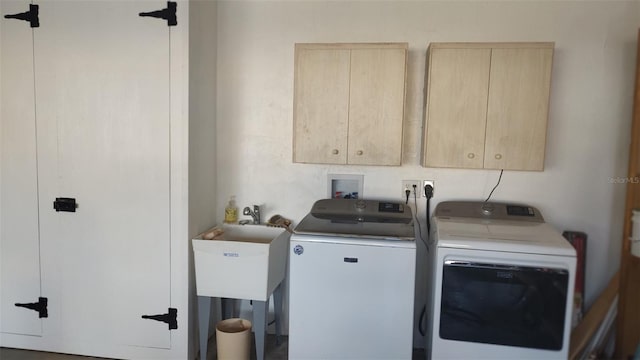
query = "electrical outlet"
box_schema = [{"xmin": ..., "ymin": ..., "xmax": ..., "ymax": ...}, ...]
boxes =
[
  {"xmin": 423, "ymin": 180, "xmax": 435, "ymax": 197},
  {"xmin": 402, "ymin": 180, "xmax": 422, "ymax": 200}
]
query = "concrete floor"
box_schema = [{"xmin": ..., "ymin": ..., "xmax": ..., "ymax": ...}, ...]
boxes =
[
  {"xmin": 0, "ymin": 348, "xmax": 104, "ymax": 360},
  {"xmin": 1, "ymin": 337, "xmax": 426, "ymax": 360},
  {"xmin": 0, "ymin": 334, "xmax": 286, "ymax": 360}
]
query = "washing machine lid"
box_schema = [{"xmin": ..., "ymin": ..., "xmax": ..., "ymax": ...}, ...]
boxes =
[
  {"xmin": 294, "ymin": 199, "xmax": 415, "ymax": 240},
  {"xmin": 433, "ymin": 201, "xmax": 576, "ymax": 257}
]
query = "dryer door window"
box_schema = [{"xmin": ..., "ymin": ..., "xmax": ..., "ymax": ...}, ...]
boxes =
[{"xmin": 440, "ymin": 261, "xmax": 568, "ymax": 350}]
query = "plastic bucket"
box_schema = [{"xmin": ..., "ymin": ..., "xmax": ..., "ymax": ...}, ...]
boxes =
[{"xmin": 216, "ymin": 318, "xmax": 252, "ymax": 360}]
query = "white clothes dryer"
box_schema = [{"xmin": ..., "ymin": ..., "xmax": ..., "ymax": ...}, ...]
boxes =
[{"xmin": 426, "ymin": 201, "xmax": 576, "ymax": 360}]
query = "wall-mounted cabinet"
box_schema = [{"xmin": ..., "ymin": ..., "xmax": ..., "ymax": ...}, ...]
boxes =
[
  {"xmin": 423, "ymin": 42, "xmax": 554, "ymax": 171},
  {"xmin": 293, "ymin": 43, "xmax": 407, "ymax": 166}
]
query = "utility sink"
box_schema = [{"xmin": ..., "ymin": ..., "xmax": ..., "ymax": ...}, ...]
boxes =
[{"xmin": 192, "ymin": 224, "xmax": 290, "ymax": 301}]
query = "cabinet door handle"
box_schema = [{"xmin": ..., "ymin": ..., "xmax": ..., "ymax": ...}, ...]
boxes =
[
  {"xmin": 467, "ymin": 153, "xmax": 475, "ymax": 159},
  {"xmin": 4, "ymin": 4, "xmax": 39, "ymax": 28},
  {"xmin": 495, "ymin": 154, "xmax": 503, "ymax": 160},
  {"xmin": 356, "ymin": 150, "xmax": 363, "ymax": 156},
  {"xmin": 332, "ymin": 149, "xmax": 339, "ymax": 155}
]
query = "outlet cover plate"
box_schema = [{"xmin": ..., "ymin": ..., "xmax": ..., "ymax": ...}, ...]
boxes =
[
  {"xmin": 423, "ymin": 180, "xmax": 435, "ymax": 197},
  {"xmin": 402, "ymin": 180, "xmax": 422, "ymax": 200}
]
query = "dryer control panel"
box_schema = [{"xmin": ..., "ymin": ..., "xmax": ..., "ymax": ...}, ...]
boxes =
[{"xmin": 434, "ymin": 201, "xmax": 544, "ymax": 222}]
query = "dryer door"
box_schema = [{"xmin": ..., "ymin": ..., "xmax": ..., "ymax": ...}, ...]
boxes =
[{"xmin": 440, "ymin": 261, "xmax": 569, "ymax": 350}]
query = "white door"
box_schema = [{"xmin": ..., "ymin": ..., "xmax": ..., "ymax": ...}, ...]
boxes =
[
  {"xmin": 34, "ymin": 1, "xmax": 172, "ymax": 349},
  {"xmin": 0, "ymin": 0, "xmax": 44, "ymax": 336}
]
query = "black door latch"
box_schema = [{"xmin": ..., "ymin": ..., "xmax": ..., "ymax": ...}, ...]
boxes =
[{"xmin": 53, "ymin": 198, "xmax": 77, "ymax": 212}]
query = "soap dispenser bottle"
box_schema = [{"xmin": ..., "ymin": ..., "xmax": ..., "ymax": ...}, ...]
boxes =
[{"xmin": 224, "ymin": 196, "xmax": 238, "ymax": 223}]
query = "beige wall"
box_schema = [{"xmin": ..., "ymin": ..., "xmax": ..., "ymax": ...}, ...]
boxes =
[{"xmin": 215, "ymin": 0, "xmax": 639, "ymax": 343}]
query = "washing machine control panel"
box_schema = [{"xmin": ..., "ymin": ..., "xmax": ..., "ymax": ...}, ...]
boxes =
[
  {"xmin": 310, "ymin": 199, "xmax": 411, "ymax": 223},
  {"xmin": 506, "ymin": 205, "xmax": 536, "ymax": 217},
  {"xmin": 295, "ymin": 199, "xmax": 415, "ymax": 240},
  {"xmin": 378, "ymin": 202, "xmax": 405, "ymax": 213}
]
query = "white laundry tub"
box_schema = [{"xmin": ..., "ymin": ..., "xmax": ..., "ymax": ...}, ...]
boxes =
[{"xmin": 192, "ymin": 224, "xmax": 289, "ymax": 301}]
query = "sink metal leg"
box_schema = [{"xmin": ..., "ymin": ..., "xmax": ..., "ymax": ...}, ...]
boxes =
[
  {"xmin": 252, "ymin": 299, "xmax": 269, "ymax": 360},
  {"xmin": 197, "ymin": 296, "xmax": 211, "ymax": 360},
  {"xmin": 221, "ymin": 297, "xmax": 234, "ymax": 320},
  {"xmin": 273, "ymin": 284, "xmax": 283, "ymax": 346}
]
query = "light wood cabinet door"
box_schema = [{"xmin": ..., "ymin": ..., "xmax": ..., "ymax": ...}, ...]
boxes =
[
  {"xmin": 423, "ymin": 48, "xmax": 491, "ymax": 168},
  {"xmin": 484, "ymin": 48, "xmax": 553, "ymax": 170},
  {"xmin": 293, "ymin": 43, "xmax": 407, "ymax": 166},
  {"xmin": 423, "ymin": 43, "xmax": 553, "ymax": 171},
  {"xmin": 348, "ymin": 48, "xmax": 406, "ymax": 165},
  {"xmin": 293, "ymin": 47, "xmax": 350, "ymax": 164}
]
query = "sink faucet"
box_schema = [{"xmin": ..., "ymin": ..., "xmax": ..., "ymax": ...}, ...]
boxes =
[{"xmin": 243, "ymin": 205, "xmax": 261, "ymax": 224}]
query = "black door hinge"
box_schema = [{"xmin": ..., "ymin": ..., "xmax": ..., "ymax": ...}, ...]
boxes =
[
  {"xmin": 139, "ymin": 2, "xmax": 177, "ymax": 26},
  {"xmin": 4, "ymin": 4, "xmax": 39, "ymax": 28},
  {"xmin": 15, "ymin": 297, "xmax": 48, "ymax": 318},
  {"xmin": 142, "ymin": 308, "xmax": 177, "ymax": 330},
  {"xmin": 53, "ymin": 197, "xmax": 77, "ymax": 212}
]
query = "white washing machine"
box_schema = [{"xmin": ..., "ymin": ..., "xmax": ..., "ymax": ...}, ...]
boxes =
[
  {"xmin": 289, "ymin": 199, "xmax": 416, "ymax": 359},
  {"xmin": 426, "ymin": 201, "xmax": 576, "ymax": 360}
]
